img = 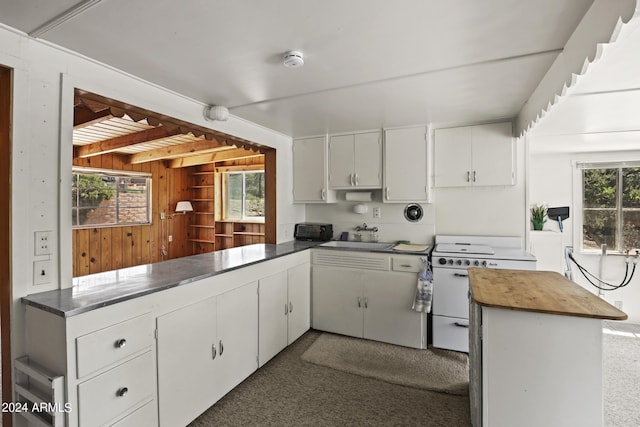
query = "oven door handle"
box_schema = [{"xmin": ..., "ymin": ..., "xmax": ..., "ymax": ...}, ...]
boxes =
[
  {"xmin": 453, "ymin": 272, "xmax": 469, "ymax": 277},
  {"xmin": 454, "ymin": 322, "xmax": 470, "ymax": 328}
]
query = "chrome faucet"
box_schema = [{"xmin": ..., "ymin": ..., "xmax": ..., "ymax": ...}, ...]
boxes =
[{"xmin": 355, "ymin": 223, "xmax": 378, "ymax": 233}]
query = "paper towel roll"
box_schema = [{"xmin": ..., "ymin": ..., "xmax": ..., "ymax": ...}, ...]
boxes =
[{"xmin": 345, "ymin": 192, "xmax": 372, "ymax": 202}]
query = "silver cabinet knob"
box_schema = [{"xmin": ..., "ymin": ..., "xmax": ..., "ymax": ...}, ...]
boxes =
[
  {"xmin": 357, "ymin": 297, "xmax": 362, "ymax": 308},
  {"xmin": 289, "ymin": 302, "xmax": 293, "ymax": 313},
  {"xmin": 219, "ymin": 340, "xmax": 224, "ymax": 356},
  {"xmin": 116, "ymin": 387, "xmax": 128, "ymax": 397},
  {"xmin": 115, "ymin": 339, "xmax": 127, "ymax": 349},
  {"xmin": 212, "ymin": 344, "xmax": 217, "ymax": 360}
]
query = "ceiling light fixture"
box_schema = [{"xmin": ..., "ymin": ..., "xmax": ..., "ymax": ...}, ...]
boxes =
[
  {"xmin": 283, "ymin": 50, "xmax": 304, "ymax": 68},
  {"xmin": 203, "ymin": 105, "xmax": 229, "ymax": 122}
]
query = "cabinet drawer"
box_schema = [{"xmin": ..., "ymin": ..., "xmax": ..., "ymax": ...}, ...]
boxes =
[
  {"xmin": 76, "ymin": 313, "xmax": 152, "ymax": 378},
  {"xmin": 78, "ymin": 351, "xmax": 154, "ymax": 427},
  {"xmin": 110, "ymin": 399, "xmax": 157, "ymax": 427},
  {"xmin": 391, "ymin": 256, "xmax": 422, "ymax": 273},
  {"xmin": 432, "ymin": 315, "xmax": 469, "ymax": 353}
]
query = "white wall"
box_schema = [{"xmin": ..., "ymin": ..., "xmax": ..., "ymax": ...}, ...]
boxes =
[
  {"xmin": 0, "ymin": 24, "xmax": 304, "ymax": 364},
  {"xmin": 529, "ymin": 148, "xmax": 640, "ymax": 323},
  {"xmin": 305, "ymin": 195, "xmax": 436, "ymax": 245}
]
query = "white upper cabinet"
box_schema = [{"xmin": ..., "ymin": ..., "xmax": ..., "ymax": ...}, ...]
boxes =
[
  {"xmin": 383, "ymin": 126, "xmax": 430, "ymax": 203},
  {"xmin": 434, "ymin": 122, "xmax": 515, "ymax": 187},
  {"xmin": 293, "ymin": 136, "xmax": 335, "ymax": 203},
  {"xmin": 328, "ymin": 131, "xmax": 381, "ymax": 189}
]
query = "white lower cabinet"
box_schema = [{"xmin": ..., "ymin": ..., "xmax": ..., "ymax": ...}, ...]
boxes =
[
  {"xmin": 157, "ymin": 281, "xmax": 258, "ymax": 427},
  {"xmin": 258, "ymin": 263, "xmax": 311, "ymax": 366},
  {"xmin": 312, "ymin": 251, "xmax": 426, "ymax": 349}
]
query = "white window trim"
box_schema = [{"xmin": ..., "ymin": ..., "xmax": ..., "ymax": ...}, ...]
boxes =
[{"xmin": 573, "ymin": 159, "xmax": 640, "ymax": 254}]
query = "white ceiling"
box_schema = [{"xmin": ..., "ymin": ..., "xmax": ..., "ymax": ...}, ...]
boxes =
[
  {"xmin": 530, "ymin": 11, "xmax": 640, "ymax": 153},
  {"xmin": 0, "ymin": 0, "xmax": 597, "ymax": 137}
]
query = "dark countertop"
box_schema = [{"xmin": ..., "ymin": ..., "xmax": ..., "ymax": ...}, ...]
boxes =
[{"xmin": 22, "ymin": 241, "xmax": 319, "ymax": 318}]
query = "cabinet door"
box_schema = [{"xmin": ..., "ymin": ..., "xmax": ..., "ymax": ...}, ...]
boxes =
[
  {"xmin": 312, "ymin": 266, "xmax": 363, "ymax": 338},
  {"xmin": 471, "ymin": 122, "xmax": 514, "ymax": 186},
  {"xmin": 434, "ymin": 126, "xmax": 472, "ymax": 187},
  {"xmin": 353, "ymin": 131, "xmax": 382, "ymax": 188},
  {"xmin": 287, "ymin": 263, "xmax": 311, "ymax": 344},
  {"xmin": 293, "ymin": 137, "xmax": 329, "ymax": 202},
  {"xmin": 363, "ymin": 271, "xmax": 425, "ymax": 348},
  {"xmin": 328, "ymin": 134, "xmax": 355, "ymax": 188},
  {"xmin": 157, "ymin": 297, "xmax": 217, "ymax": 427},
  {"xmin": 383, "ymin": 126, "xmax": 430, "ymax": 201},
  {"xmin": 258, "ymin": 271, "xmax": 288, "ymax": 366},
  {"xmin": 217, "ymin": 281, "xmax": 259, "ymax": 393}
]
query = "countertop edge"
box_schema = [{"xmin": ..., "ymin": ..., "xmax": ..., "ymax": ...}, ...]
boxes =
[{"xmin": 22, "ymin": 242, "xmax": 319, "ymax": 318}]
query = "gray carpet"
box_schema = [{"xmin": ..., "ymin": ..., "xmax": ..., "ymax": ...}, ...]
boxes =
[
  {"xmin": 189, "ymin": 330, "xmax": 471, "ymax": 426},
  {"xmin": 603, "ymin": 324, "xmax": 640, "ymax": 427},
  {"xmin": 189, "ymin": 326, "xmax": 640, "ymax": 427},
  {"xmin": 301, "ymin": 333, "xmax": 469, "ymax": 395}
]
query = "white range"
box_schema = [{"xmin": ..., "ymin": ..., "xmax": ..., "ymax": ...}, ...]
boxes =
[{"xmin": 431, "ymin": 235, "xmax": 537, "ymax": 352}]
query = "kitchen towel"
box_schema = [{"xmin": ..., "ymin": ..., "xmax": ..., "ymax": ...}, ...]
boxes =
[{"xmin": 412, "ymin": 257, "xmax": 433, "ymax": 313}]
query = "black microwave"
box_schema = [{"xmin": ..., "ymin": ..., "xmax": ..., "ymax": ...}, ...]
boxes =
[{"xmin": 294, "ymin": 223, "xmax": 333, "ymax": 242}]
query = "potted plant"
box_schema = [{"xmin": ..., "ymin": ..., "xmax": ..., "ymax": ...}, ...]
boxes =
[{"xmin": 530, "ymin": 204, "xmax": 547, "ymax": 231}]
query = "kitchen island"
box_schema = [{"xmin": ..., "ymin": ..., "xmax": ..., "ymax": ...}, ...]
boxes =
[{"xmin": 468, "ymin": 269, "xmax": 627, "ymax": 427}]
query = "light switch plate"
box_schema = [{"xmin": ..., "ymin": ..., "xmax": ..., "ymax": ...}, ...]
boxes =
[{"xmin": 33, "ymin": 260, "xmax": 52, "ymax": 285}]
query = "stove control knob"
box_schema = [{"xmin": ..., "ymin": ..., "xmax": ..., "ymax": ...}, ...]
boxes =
[
  {"xmin": 438, "ymin": 258, "xmax": 447, "ymax": 265},
  {"xmin": 455, "ymin": 260, "xmax": 462, "ymax": 265},
  {"xmin": 448, "ymin": 259, "xmax": 454, "ymax": 265},
  {"xmin": 482, "ymin": 260, "xmax": 488, "ymax": 267},
  {"xmin": 464, "ymin": 260, "xmax": 471, "ymax": 266},
  {"xmin": 474, "ymin": 260, "xmax": 480, "ymax": 266}
]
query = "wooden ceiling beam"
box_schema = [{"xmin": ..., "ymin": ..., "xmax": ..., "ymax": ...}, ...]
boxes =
[
  {"xmin": 126, "ymin": 137, "xmax": 231, "ymax": 164},
  {"xmin": 74, "ymin": 108, "xmax": 112, "ymax": 128},
  {"xmin": 215, "ymin": 163, "xmax": 265, "ymax": 173},
  {"xmin": 74, "ymin": 126, "xmax": 182, "ymax": 158},
  {"xmin": 167, "ymin": 148, "xmax": 262, "ymax": 169}
]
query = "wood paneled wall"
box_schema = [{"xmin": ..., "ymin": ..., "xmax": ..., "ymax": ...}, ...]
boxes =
[{"xmin": 72, "ymin": 153, "xmax": 192, "ymax": 277}]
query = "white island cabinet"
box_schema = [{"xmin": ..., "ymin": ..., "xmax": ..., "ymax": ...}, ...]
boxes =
[
  {"xmin": 312, "ymin": 249, "xmax": 426, "ymax": 349},
  {"xmin": 21, "ymin": 245, "xmax": 311, "ymax": 427},
  {"xmin": 468, "ymin": 269, "xmax": 627, "ymax": 427}
]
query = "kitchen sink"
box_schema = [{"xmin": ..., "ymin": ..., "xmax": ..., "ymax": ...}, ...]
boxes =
[{"xmin": 319, "ymin": 241, "xmax": 395, "ymax": 251}]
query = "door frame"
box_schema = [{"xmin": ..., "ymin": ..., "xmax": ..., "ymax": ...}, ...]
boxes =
[{"xmin": 1, "ymin": 65, "xmax": 13, "ymax": 426}]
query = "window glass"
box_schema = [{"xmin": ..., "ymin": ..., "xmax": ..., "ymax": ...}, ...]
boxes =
[
  {"xmin": 72, "ymin": 169, "xmax": 150, "ymax": 227},
  {"xmin": 582, "ymin": 166, "xmax": 640, "ymax": 252},
  {"xmin": 225, "ymin": 171, "xmax": 265, "ymax": 220}
]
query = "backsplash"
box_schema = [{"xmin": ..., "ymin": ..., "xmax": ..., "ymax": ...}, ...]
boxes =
[{"xmin": 304, "ymin": 192, "xmax": 435, "ymax": 245}]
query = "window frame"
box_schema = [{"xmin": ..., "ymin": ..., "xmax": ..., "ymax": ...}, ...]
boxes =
[
  {"xmin": 224, "ymin": 170, "xmax": 265, "ymax": 221},
  {"xmin": 72, "ymin": 167, "xmax": 152, "ymax": 229},
  {"xmin": 577, "ymin": 161, "xmax": 640, "ymax": 253}
]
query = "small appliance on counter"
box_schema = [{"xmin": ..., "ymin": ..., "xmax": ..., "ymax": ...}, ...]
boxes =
[{"xmin": 294, "ymin": 222, "xmax": 333, "ymax": 242}]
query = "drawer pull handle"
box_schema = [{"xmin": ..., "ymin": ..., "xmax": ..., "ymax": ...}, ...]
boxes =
[
  {"xmin": 454, "ymin": 322, "xmax": 469, "ymax": 328},
  {"xmin": 116, "ymin": 387, "xmax": 128, "ymax": 397},
  {"xmin": 400, "ymin": 264, "xmax": 411, "ymax": 268},
  {"xmin": 454, "ymin": 273, "xmax": 469, "ymax": 277},
  {"xmin": 115, "ymin": 339, "xmax": 127, "ymax": 349}
]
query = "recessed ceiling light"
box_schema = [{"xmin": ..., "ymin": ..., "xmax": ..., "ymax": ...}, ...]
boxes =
[{"xmin": 283, "ymin": 51, "xmax": 304, "ymax": 68}]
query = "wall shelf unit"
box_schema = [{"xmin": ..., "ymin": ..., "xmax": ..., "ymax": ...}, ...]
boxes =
[{"xmin": 188, "ymin": 170, "xmax": 216, "ymax": 253}]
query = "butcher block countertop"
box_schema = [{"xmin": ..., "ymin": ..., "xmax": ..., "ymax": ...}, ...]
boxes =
[{"xmin": 468, "ymin": 268, "xmax": 628, "ymax": 320}]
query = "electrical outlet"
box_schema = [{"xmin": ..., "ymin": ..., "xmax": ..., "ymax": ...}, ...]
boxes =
[
  {"xmin": 33, "ymin": 260, "xmax": 52, "ymax": 285},
  {"xmin": 168, "ymin": 235, "xmax": 173, "ymax": 242},
  {"xmin": 160, "ymin": 212, "xmax": 166, "ymax": 220},
  {"xmin": 615, "ymin": 300, "xmax": 623, "ymax": 310},
  {"xmin": 373, "ymin": 207, "xmax": 381, "ymax": 219},
  {"xmin": 34, "ymin": 231, "xmax": 52, "ymax": 256}
]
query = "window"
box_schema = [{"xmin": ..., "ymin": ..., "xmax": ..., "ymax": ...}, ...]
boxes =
[
  {"xmin": 581, "ymin": 163, "xmax": 640, "ymax": 252},
  {"xmin": 72, "ymin": 167, "xmax": 151, "ymax": 227},
  {"xmin": 225, "ymin": 171, "xmax": 265, "ymax": 220}
]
